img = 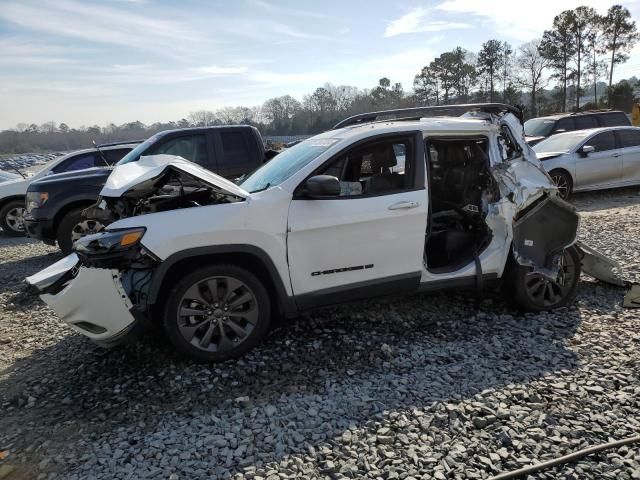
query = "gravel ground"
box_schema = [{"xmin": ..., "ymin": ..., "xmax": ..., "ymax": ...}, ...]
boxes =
[{"xmin": 1, "ymin": 188, "xmax": 640, "ymax": 480}]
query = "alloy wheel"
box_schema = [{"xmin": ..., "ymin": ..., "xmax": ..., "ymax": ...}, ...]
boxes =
[
  {"xmin": 523, "ymin": 250, "xmax": 577, "ymax": 308},
  {"xmin": 551, "ymin": 173, "xmax": 570, "ymax": 199},
  {"xmin": 70, "ymin": 219, "xmax": 105, "ymax": 242},
  {"xmin": 5, "ymin": 207, "xmax": 25, "ymax": 233},
  {"xmin": 177, "ymin": 276, "xmax": 259, "ymax": 353}
]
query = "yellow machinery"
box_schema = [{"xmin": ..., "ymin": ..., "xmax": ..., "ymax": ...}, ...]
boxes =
[{"xmin": 633, "ymin": 103, "xmax": 640, "ymax": 126}]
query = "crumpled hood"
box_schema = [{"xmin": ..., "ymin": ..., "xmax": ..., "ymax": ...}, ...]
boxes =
[
  {"xmin": 30, "ymin": 167, "xmax": 111, "ymax": 186},
  {"xmin": 100, "ymin": 155, "xmax": 250, "ymax": 199}
]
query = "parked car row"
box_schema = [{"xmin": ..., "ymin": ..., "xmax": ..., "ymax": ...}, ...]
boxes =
[
  {"xmin": 522, "ymin": 109, "xmax": 640, "ymax": 199},
  {"xmin": 25, "ymin": 103, "xmax": 624, "ymax": 362},
  {"xmin": 0, "ymin": 125, "xmax": 271, "ymax": 252},
  {"xmin": 0, "ymin": 143, "xmax": 138, "ymax": 237},
  {"xmin": 524, "ymin": 109, "xmax": 631, "ymax": 146}
]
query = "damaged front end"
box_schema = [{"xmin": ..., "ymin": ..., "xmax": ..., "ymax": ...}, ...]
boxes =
[
  {"xmin": 26, "ymin": 155, "xmax": 250, "ymax": 346},
  {"xmin": 25, "ymin": 228, "xmax": 160, "ymax": 345},
  {"xmin": 84, "ymin": 154, "xmax": 247, "ymax": 226}
]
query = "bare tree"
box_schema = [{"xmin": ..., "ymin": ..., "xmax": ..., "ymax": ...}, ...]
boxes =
[
  {"xmin": 188, "ymin": 110, "xmax": 217, "ymax": 127},
  {"xmin": 517, "ymin": 40, "xmax": 551, "ymax": 117}
]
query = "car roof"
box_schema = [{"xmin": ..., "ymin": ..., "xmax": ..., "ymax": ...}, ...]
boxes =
[
  {"xmin": 324, "ymin": 116, "xmax": 496, "ymax": 142},
  {"xmin": 530, "ymin": 110, "xmax": 626, "ymax": 121},
  {"xmin": 154, "ymin": 125, "xmax": 257, "ymax": 136},
  {"xmin": 547, "ymin": 125, "xmax": 638, "ymax": 138}
]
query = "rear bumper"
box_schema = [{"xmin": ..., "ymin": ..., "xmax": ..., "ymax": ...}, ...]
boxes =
[
  {"xmin": 23, "ymin": 215, "xmax": 56, "ymax": 245},
  {"xmin": 27, "ymin": 255, "xmax": 137, "ymax": 345}
]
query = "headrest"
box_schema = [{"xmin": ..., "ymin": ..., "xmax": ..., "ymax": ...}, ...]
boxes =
[{"xmin": 371, "ymin": 145, "xmax": 397, "ymax": 169}]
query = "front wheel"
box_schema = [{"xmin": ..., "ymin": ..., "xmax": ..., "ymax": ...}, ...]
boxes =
[
  {"xmin": 509, "ymin": 247, "xmax": 581, "ymax": 311},
  {"xmin": 56, "ymin": 207, "xmax": 106, "ymax": 254},
  {"xmin": 0, "ymin": 200, "xmax": 26, "ymax": 237},
  {"xmin": 164, "ymin": 264, "xmax": 271, "ymax": 362}
]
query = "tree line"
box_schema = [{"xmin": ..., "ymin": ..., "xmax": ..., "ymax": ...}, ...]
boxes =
[{"xmin": 1, "ymin": 4, "xmax": 638, "ymax": 154}]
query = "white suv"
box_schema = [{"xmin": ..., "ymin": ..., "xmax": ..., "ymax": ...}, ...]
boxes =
[{"xmin": 27, "ymin": 104, "xmax": 622, "ymax": 362}]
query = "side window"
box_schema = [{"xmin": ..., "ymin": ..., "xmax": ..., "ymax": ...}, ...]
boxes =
[
  {"xmin": 586, "ymin": 131, "xmax": 616, "ymax": 152},
  {"xmin": 554, "ymin": 118, "xmax": 575, "ymax": 133},
  {"xmin": 600, "ymin": 112, "xmax": 629, "ymax": 127},
  {"xmin": 574, "ymin": 115, "xmax": 598, "ymax": 129},
  {"xmin": 219, "ymin": 131, "xmax": 252, "ymax": 167},
  {"xmin": 618, "ymin": 129, "xmax": 640, "ymax": 148},
  {"xmin": 103, "ymin": 148, "xmax": 131, "ymax": 165},
  {"xmin": 315, "ymin": 137, "xmax": 413, "ymax": 197},
  {"xmin": 52, "ymin": 153, "xmax": 97, "ymax": 173},
  {"xmin": 151, "ymin": 135, "xmax": 208, "ymax": 165}
]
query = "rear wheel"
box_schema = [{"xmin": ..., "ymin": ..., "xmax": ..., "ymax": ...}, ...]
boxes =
[
  {"xmin": 56, "ymin": 207, "xmax": 106, "ymax": 254},
  {"xmin": 509, "ymin": 247, "xmax": 581, "ymax": 311},
  {"xmin": 549, "ymin": 169, "xmax": 573, "ymax": 200},
  {"xmin": 164, "ymin": 264, "xmax": 271, "ymax": 362},
  {"xmin": 0, "ymin": 200, "xmax": 26, "ymax": 237}
]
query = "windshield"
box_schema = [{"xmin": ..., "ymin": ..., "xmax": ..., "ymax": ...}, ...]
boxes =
[
  {"xmin": 240, "ymin": 137, "xmax": 339, "ymax": 193},
  {"xmin": 524, "ymin": 118, "xmax": 556, "ymax": 137},
  {"xmin": 116, "ymin": 133, "xmax": 164, "ymax": 165},
  {"xmin": 533, "ymin": 132, "xmax": 590, "ymax": 154}
]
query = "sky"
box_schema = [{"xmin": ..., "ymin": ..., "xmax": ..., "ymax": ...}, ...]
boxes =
[{"xmin": 0, "ymin": 0, "xmax": 639, "ymax": 130}]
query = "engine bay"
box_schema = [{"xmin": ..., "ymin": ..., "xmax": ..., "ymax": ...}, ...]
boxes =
[{"xmin": 85, "ymin": 166, "xmax": 244, "ymax": 224}]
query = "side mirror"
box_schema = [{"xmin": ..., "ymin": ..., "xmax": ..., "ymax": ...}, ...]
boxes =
[
  {"xmin": 580, "ymin": 145, "xmax": 595, "ymax": 156},
  {"xmin": 304, "ymin": 175, "xmax": 340, "ymax": 198}
]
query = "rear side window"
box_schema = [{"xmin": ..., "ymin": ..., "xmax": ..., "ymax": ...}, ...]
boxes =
[
  {"xmin": 219, "ymin": 131, "xmax": 252, "ymax": 167},
  {"xmin": 103, "ymin": 148, "xmax": 131, "ymax": 165},
  {"xmin": 618, "ymin": 129, "xmax": 640, "ymax": 148},
  {"xmin": 586, "ymin": 131, "xmax": 616, "ymax": 152},
  {"xmin": 151, "ymin": 135, "xmax": 208, "ymax": 166},
  {"xmin": 574, "ymin": 115, "xmax": 598, "ymax": 129},
  {"xmin": 52, "ymin": 153, "xmax": 98, "ymax": 173},
  {"xmin": 554, "ymin": 118, "xmax": 575, "ymax": 133},
  {"xmin": 599, "ymin": 112, "xmax": 630, "ymax": 127}
]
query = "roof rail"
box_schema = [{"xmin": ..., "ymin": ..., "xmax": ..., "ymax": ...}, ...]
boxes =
[
  {"xmin": 333, "ymin": 103, "xmax": 523, "ymax": 130},
  {"xmin": 96, "ymin": 139, "xmax": 145, "ymax": 148},
  {"xmin": 570, "ymin": 109, "xmax": 616, "ymax": 115}
]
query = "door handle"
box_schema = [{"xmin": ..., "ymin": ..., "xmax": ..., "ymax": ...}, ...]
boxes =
[
  {"xmin": 611, "ymin": 153, "xmax": 622, "ymax": 157},
  {"xmin": 388, "ymin": 201, "xmax": 420, "ymax": 210}
]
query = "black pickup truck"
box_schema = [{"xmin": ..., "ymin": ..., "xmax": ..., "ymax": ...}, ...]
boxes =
[{"xmin": 25, "ymin": 125, "xmax": 271, "ymax": 253}]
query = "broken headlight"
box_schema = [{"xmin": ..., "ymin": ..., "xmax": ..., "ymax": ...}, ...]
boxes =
[
  {"xmin": 74, "ymin": 227, "xmax": 146, "ymax": 254},
  {"xmin": 73, "ymin": 227, "xmax": 159, "ymax": 269}
]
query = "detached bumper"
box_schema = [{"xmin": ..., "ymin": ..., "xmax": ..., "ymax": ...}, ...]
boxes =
[{"xmin": 26, "ymin": 255, "xmax": 137, "ymax": 344}]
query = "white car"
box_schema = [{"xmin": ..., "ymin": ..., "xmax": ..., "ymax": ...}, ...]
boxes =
[
  {"xmin": 533, "ymin": 126, "xmax": 640, "ymax": 199},
  {"xmin": 27, "ymin": 104, "xmax": 623, "ymax": 362},
  {"xmin": 0, "ymin": 144, "xmax": 137, "ymax": 236},
  {"xmin": 0, "ymin": 169, "xmax": 21, "ymax": 183}
]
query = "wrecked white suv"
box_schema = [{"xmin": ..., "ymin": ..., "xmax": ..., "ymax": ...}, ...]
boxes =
[{"xmin": 27, "ymin": 104, "xmax": 622, "ymax": 362}]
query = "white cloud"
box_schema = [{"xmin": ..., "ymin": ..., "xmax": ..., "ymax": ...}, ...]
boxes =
[
  {"xmin": 384, "ymin": 7, "xmax": 471, "ymax": 37},
  {"xmin": 0, "ymin": 0, "xmax": 212, "ymax": 59},
  {"xmin": 247, "ymin": 0, "xmax": 329, "ymax": 19},
  {"xmin": 435, "ymin": 0, "xmax": 640, "ymax": 41}
]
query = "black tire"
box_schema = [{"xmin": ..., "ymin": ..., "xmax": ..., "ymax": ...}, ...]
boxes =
[
  {"xmin": 508, "ymin": 247, "xmax": 581, "ymax": 311},
  {"xmin": 549, "ymin": 169, "xmax": 573, "ymax": 200},
  {"xmin": 56, "ymin": 207, "xmax": 105, "ymax": 254},
  {"xmin": 0, "ymin": 199, "xmax": 26, "ymax": 237},
  {"xmin": 163, "ymin": 264, "xmax": 271, "ymax": 362}
]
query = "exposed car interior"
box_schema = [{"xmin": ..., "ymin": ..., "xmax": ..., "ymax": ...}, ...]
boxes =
[{"xmin": 424, "ymin": 138, "xmax": 495, "ymax": 272}]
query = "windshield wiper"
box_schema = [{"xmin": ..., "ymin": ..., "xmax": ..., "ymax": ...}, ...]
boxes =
[
  {"xmin": 5, "ymin": 162, "xmax": 26, "ymax": 179},
  {"xmin": 249, "ymin": 182, "xmax": 271, "ymax": 193}
]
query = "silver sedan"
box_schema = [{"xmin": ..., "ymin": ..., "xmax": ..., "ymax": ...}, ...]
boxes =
[{"xmin": 533, "ymin": 126, "xmax": 640, "ymax": 199}]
